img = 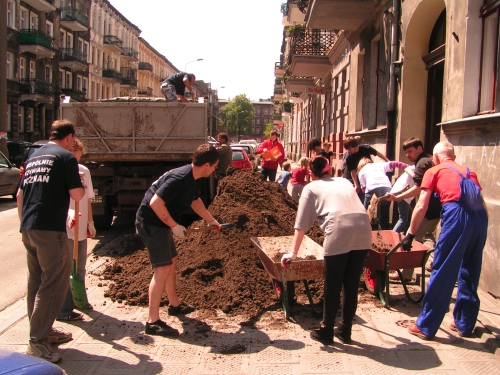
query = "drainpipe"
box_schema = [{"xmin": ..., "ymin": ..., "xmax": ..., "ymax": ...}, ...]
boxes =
[{"xmin": 386, "ymin": 0, "xmax": 401, "ymax": 161}]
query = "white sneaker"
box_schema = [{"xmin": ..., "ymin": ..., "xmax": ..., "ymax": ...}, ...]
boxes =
[
  {"xmin": 48, "ymin": 327, "xmax": 72, "ymax": 344},
  {"xmin": 26, "ymin": 340, "xmax": 61, "ymax": 363}
]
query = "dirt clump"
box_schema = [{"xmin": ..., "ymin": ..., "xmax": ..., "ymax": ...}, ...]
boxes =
[{"xmin": 101, "ymin": 167, "xmax": 325, "ymax": 319}]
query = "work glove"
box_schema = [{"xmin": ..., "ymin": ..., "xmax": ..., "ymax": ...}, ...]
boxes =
[
  {"xmin": 263, "ymin": 148, "xmax": 268, "ymax": 153},
  {"xmin": 401, "ymin": 233, "xmax": 415, "ymax": 251},
  {"xmin": 87, "ymin": 221, "xmax": 96, "ymax": 238},
  {"xmin": 207, "ymin": 218, "xmax": 220, "ymax": 232},
  {"xmin": 170, "ymin": 223, "xmax": 186, "ymax": 238},
  {"xmin": 67, "ymin": 209, "xmax": 81, "ymax": 229},
  {"xmin": 281, "ymin": 252, "xmax": 297, "ymax": 269}
]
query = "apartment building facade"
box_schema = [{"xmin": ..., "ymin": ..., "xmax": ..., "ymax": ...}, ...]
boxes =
[{"xmin": 275, "ymin": 0, "xmax": 500, "ymax": 296}]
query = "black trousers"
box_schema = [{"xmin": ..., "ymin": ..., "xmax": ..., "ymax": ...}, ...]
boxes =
[
  {"xmin": 261, "ymin": 167, "xmax": 277, "ymax": 182},
  {"xmin": 322, "ymin": 249, "xmax": 369, "ymax": 330}
]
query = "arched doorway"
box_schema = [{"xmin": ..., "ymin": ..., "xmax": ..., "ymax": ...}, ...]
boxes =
[{"xmin": 423, "ymin": 10, "xmax": 446, "ymax": 155}]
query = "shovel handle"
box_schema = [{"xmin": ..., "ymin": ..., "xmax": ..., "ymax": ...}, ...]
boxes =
[{"xmin": 73, "ymin": 200, "xmax": 79, "ymax": 269}]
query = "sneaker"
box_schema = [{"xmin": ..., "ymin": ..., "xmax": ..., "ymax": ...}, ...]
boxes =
[
  {"xmin": 310, "ymin": 325, "xmax": 333, "ymax": 345},
  {"xmin": 145, "ymin": 320, "xmax": 179, "ymax": 337},
  {"xmin": 26, "ymin": 340, "xmax": 61, "ymax": 363},
  {"xmin": 334, "ymin": 328, "xmax": 352, "ymax": 344},
  {"xmin": 167, "ymin": 302, "xmax": 195, "ymax": 316},
  {"xmin": 408, "ymin": 324, "xmax": 432, "ymax": 340},
  {"xmin": 48, "ymin": 327, "xmax": 72, "ymax": 344},
  {"xmin": 450, "ymin": 322, "xmax": 471, "ymax": 337},
  {"xmin": 56, "ymin": 311, "xmax": 83, "ymax": 321}
]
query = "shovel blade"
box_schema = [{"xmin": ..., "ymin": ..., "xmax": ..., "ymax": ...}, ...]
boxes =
[{"xmin": 70, "ymin": 261, "xmax": 88, "ymax": 309}]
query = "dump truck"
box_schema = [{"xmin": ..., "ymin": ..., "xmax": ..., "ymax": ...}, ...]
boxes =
[{"xmin": 61, "ymin": 100, "xmax": 210, "ymax": 229}]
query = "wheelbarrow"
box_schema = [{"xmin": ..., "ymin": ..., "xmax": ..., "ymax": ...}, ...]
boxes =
[
  {"xmin": 250, "ymin": 235, "xmax": 324, "ymax": 319},
  {"xmin": 364, "ymin": 230, "xmax": 435, "ymax": 307}
]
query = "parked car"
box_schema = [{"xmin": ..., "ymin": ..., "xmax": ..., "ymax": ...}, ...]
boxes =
[
  {"xmin": 231, "ymin": 144, "xmax": 260, "ymax": 171},
  {"xmin": 0, "ymin": 348, "xmax": 64, "ymax": 375},
  {"xmin": 7, "ymin": 140, "xmax": 31, "ymax": 168},
  {"xmin": 239, "ymin": 139, "xmax": 259, "ymax": 146},
  {"xmin": 0, "ymin": 151, "xmax": 21, "ymax": 200},
  {"xmin": 19, "ymin": 140, "xmax": 49, "ymax": 180},
  {"xmin": 231, "ymin": 147, "xmax": 253, "ymax": 170}
]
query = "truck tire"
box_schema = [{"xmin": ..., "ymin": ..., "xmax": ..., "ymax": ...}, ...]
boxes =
[{"xmin": 94, "ymin": 205, "xmax": 113, "ymax": 230}]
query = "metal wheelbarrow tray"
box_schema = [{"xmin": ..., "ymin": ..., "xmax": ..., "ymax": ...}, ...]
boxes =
[
  {"xmin": 250, "ymin": 236, "xmax": 324, "ymax": 319},
  {"xmin": 364, "ymin": 230, "xmax": 434, "ymax": 307}
]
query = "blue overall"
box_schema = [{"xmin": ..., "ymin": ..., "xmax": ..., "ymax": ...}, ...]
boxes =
[{"xmin": 416, "ymin": 165, "xmax": 488, "ymax": 338}]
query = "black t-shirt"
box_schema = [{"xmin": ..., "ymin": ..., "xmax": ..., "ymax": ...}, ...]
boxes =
[
  {"xmin": 413, "ymin": 152, "xmax": 441, "ymax": 220},
  {"xmin": 20, "ymin": 143, "xmax": 82, "ymax": 232},
  {"xmin": 164, "ymin": 72, "xmax": 192, "ymax": 95},
  {"xmin": 136, "ymin": 164, "xmax": 201, "ymax": 227},
  {"xmin": 318, "ymin": 149, "xmax": 328, "ymax": 158},
  {"xmin": 346, "ymin": 144, "xmax": 377, "ymax": 172}
]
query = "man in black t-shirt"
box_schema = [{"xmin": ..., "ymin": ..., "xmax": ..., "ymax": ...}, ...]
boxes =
[
  {"xmin": 17, "ymin": 120, "xmax": 85, "ymax": 363},
  {"xmin": 343, "ymin": 136, "xmax": 389, "ymax": 202},
  {"xmin": 160, "ymin": 72, "xmax": 196, "ymax": 102},
  {"xmin": 136, "ymin": 144, "xmax": 221, "ymax": 337},
  {"xmin": 308, "ymin": 138, "xmax": 328, "ymax": 158}
]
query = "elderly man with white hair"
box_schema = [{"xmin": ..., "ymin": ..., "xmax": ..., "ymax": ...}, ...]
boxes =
[{"xmin": 402, "ymin": 141, "xmax": 488, "ymax": 340}]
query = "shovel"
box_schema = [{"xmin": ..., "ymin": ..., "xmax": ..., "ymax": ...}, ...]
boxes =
[
  {"xmin": 186, "ymin": 223, "xmax": 232, "ymax": 236},
  {"xmin": 70, "ymin": 199, "xmax": 89, "ymax": 309}
]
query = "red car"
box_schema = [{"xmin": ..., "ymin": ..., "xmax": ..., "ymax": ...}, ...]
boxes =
[{"xmin": 230, "ymin": 147, "xmax": 253, "ymax": 170}]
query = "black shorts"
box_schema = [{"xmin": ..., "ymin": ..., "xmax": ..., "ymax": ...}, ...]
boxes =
[{"xmin": 135, "ymin": 221, "xmax": 177, "ymax": 268}]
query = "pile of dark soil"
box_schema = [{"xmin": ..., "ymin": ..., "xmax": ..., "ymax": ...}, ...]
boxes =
[{"xmin": 101, "ymin": 167, "xmax": 325, "ymax": 318}]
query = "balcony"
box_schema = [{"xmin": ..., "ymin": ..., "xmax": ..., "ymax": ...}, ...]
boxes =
[
  {"xmin": 60, "ymin": 7, "xmax": 89, "ymax": 32},
  {"xmin": 19, "ymin": 78, "xmax": 54, "ymax": 103},
  {"xmin": 7, "ymin": 79, "xmax": 20, "ymax": 93},
  {"xmin": 285, "ymin": 76, "xmax": 315, "ymax": 92},
  {"xmin": 281, "ymin": 1, "xmax": 308, "ymax": 26},
  {"xmin": 120, "ymin": 67, "xmax": 137, "ymax": 87},
  {"xmin": 121, "ymin": 48, "xmax": 139, "ymax": 62},
  {"xmin": 61, "ymin": 88, "xmax": 88, "ymax": 102},
  {"xmin": 287, "ymin": 29, "xmax": 337, "ymax": 77},
  {"xmin": 275, "ymin": 60, "xmax": 285, "ymax": 78},
  {"xmin": 103, "ymin": 35, "xmax": 123, "ymax": 52},
  {"xmin": 138, "ymin": 87, "xmax": 153, "ymax": 97},
  {"xmin": 19, "ymin": 29, "xmax": 55, "ymax": 59},
  {"xmin": 102, "ymin": 69, "xmax": 122, "ymax": 82},
  {"xmin": 138, "ymin": 62, "xmax": 153, "ymax": 72},
  {"xmin": 59, "ymin": 48, "xmax": 88, "ymax": 71},
  {"xmin": 274, "ymin": 83, "xmax": 284, "ymax": 101},
  {"xmin": 305, "ymin": 0, "xmax": 378, "ymax": 31},
  {"xmin": 22, "ymin": 0, "xmax": 55, "ymax": 12}
]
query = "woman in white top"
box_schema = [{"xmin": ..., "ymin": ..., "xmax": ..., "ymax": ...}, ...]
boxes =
[{"xmin": 281, "ymin": 156, "xmax": 371, "ymax": 345}]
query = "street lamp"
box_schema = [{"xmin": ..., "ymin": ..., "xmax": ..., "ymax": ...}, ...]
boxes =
[
  {"xmin": 184, "ymin": 58, "xmax": 203, "ymax": 72},
  {"xmin": 235, "ymin": 111, "xmax": 244, "ymax": 142}
]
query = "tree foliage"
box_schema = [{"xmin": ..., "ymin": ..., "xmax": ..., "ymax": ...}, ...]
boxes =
[
  {"xmin": 263, "ymin": 122, "xmax": 274, "ymax": 138},
  {"xmin": 220, "ymin": 94, "xmax": 255, "ymax": 141}
]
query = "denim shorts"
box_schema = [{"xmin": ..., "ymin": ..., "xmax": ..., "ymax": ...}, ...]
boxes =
[
  {"xmin": 160, "ymin": 84, "xmax": 178, "ymax": 102},
  {"xmin": 135, "ymin": 221, "xmax": 177, "ymax": 268}
]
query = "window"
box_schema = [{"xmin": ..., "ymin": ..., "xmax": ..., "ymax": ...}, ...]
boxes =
[
  {"xmin": 83, "ymin": 42, "xmax": 89, "ymax": 62},
  {"xmin": 59, "ymin": 70, "xmax": 64, "ymax": 88},
  {"xmin": 77, "ymin": 76, "xmax": 82, "ymax": 91},
  {"xmin": 30, "ymin": 14, "xmax": 38, "ymax": 30},
  {"xmin": 256, "ymin": 119, "xmax": 261, "ymax": 125},
  {"xmin": 27, "ymin": 108, "xmax": 34, "ymax": 132},
  {"xmin": 78, "ymin": 38, "xmax": 83, "ymax": 53},
  {"xmin": 255, "ymin": 127, "xmax": 260, "ymax": 134},
  {"xmin": 29, "ymin": 61, "xmax": 35, "ymax": 78},
  {"xmin": 264, "ymin": 109, "xmax": 268, "ymax": 115},
  {"xmin": 83, "ymin": 78, "xmax": 88, "ymax": 96},
  {"xmin": 46, "ymin": 21, "xmax": 54, "ymax": 38},
  {"xmin": 45, "ymin": 66, "xmax": 53, "ymax": 83},
  {"xmin": 66, "ymin": 72, "xmax": 72, "ymax": 88},
  {"xmin": 19, "ymin": 106, "xmax": 25, "ymax": 132},
  {"xmin": 67, "ymin": 34, "xmax": 73, "ymax": 49},
  {"xmin": 20, "ymin": 57, "xmax": 26, "ymax": 79},
  {"xmin": 7, "ymin": 104, "xmax": 12, "ymax": 132},
  {"xmin": 479, "ymin": 7, "xmax": 499, "ymax": 112},
  {"xmin": 6, "ymin": 52, "xmax": 14, "ymax": 79},
  {"xmin": 7, "ymin": 1, "xmax": 14, "ymax": 28},
  {"xmin": 20, "ymin": 7, "xmax": 28, "ymax": 29},
  {"xmin": 60, "ymin": 29, "xmax": 66, "ymax": 49}
]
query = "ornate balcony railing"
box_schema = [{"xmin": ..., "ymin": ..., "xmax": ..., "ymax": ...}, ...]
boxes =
[
  {"xmin": 138, "ymin": 62, "xmax": 153, "ymax": 72},
  {"xmin": 103, "ymin": 35, "xmax": 123, "ymax": 48},
  {"xmin": 138, "ymin": 87, "xmax": 153, "ymax": 96},
  {"xmin": 7, "ymin": 79, "xmax": 20, "ymax": 92},
  {"xmin": 20, "ymin": 78, "xmax": 54, "ymax": 96},
  {"xmin": 20, "ymin": 29, "xmax": 53, "ymax": 49},
  {"xmin": 283, "ymin": 101, "xmax": 292, "ymax": 113},
  {"xmin": 272, "ymin": 113, "xmax": 283, "ymax": 120},
  {"xmin": 61, "ymin": 7, "xmax": 89, "ymax": 27},
  {"xmin": 61, "ymin": 88, "xmax": 87, "ymax": 102},
  {"xmin": 120, "ymin": 67, "xmax": 137, "ymax": 86},
  {"xmin": 287, "ymin": 29, "xmax": 338, "ymax": 66},
  {"xmin": 121, "ymin": 47, "xmax": 138, "ymax": 59},
  {"xmin": 60, "ymin": 48, "xmax": 87, "ymax": 64},
  {"xmin": 102, "ymin": 69, "xmax": 122, "ymax": 80}
]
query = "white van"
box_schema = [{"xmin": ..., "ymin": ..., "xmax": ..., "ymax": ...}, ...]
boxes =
[{"xmin": 239, "ymin": 139, "xmax": 258, "ymax": 146}]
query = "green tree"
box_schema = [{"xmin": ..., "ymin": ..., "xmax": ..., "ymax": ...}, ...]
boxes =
[
  {"xmin": 220, "ymin": 94, "xmax": 255, "ymax": 142},
  {"xmin": 263, "ymin": 122, "xmax": 274, "ymax": 138}
]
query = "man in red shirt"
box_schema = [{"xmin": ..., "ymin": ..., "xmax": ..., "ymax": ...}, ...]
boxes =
[
  {"xmin": 403, "ymin": 141, "xmax": 488, "ymax": 340},
  {"xmin": 256, "ymin": 130, "xmax": 285, "ymax": 182}
]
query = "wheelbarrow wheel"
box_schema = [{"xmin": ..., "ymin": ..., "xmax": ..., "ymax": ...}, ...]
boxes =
[
  {"xmin": 272, "ymin": 280, "xmax": 295, "ymax": 303},
  {"xmin": 364, "ymin": 267, "xmax": 385, "ymax": 296}
]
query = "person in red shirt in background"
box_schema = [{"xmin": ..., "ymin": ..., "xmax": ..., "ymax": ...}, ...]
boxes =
[
  {"xmin": 403, "ymin": 141, "xmax": 488, "ymax": 341},
  {"xmin": 290, "ymin": 157, "xmax": 310, "ymax": 202},
  {"xmin": 256, "ymin": 130, "xmax": 285, "ymax": 182}
]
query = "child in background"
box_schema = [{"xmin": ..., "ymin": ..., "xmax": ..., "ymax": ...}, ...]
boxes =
[
  {"xmin": 291, "ymin": 157, "xmax": 310, "ymax": 201},
  {"xmin": 277, "ymin": 161, "xmax": 292, "ymax": 189}
]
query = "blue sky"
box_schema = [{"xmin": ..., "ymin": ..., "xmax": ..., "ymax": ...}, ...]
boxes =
[{"xmin": 109, "ymin": 0, "xmax": 285, "ymax": 101}]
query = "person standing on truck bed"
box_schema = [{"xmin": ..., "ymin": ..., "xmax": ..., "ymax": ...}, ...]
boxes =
[
  {"xmin": 160, "ymin": 72, "xmax": 196, "ymax": 103},
  {"xmin": 136, "ymin": 144, "xmax": 221, "ymax": 337}
]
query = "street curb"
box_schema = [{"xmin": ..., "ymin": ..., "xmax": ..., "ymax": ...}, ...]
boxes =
[{"xmin": 0, "ymin": 299, "xmax": 26, "ymax": 335}]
